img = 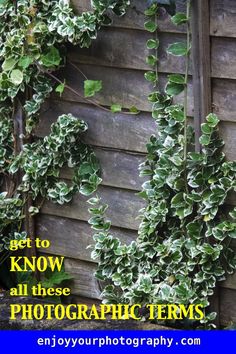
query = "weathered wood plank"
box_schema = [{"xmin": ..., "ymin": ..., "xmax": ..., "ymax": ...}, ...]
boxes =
[
  {"xmin": 64, "ymin": 258, "xmax": 101, "ymax": 299},
  {"xmin": 213, "ymin": 79, "xmax": 236, "ymax": 123},
  {"xmin": 219, "ymin": 288, "xmax": 236, "ymax": 326},
  {"xmin": 221, "ymin": 272, "xmax": 236, "ymax": 291},
  {"xmin": 212, "ymin": 38, "xmax": 236, "ymax": 79},
  {"xmin": 220, "ymin": 122, "xmax": 236, "ymax": 161},
  {"xmin": 37, "ymin": 214, "xmax": 137, "ymax": 262},
  {"xmin": 38, "ymin": 101, "xmax": 156, "ymax": 153},
  {"xmin": 72, "ymin": 0, "xmax": 186, "ymax": 33},
  {"xmin": 41, "ymin": 186, "xmax": 144, "ymax": 230},
  {"xmin": 57, "ymin": 65, "xmax": 194, "ymax": 114},
  {"xmin": 61, "ymin": 148, "xmax": 145, "ymax": 191},
  {"xmin": 73, "ymin": 0, "xmax": 236, "ymax": 38},
  {"xmin": 70, "ymin": 33, "xmax": 236, "ymax": 81},
  {"xmin": 39, "ymin": 100, "xmax": 236, "ymax": 161},
  {"xmin": 210, "ymin": 0, "xmax": 236, "ymax": 38},
  {"xmin": 69, "ymin": 29, "xmax": 187, "ymax": 73}
]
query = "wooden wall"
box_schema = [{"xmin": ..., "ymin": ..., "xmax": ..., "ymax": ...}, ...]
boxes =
[{"xmin": 36, "ymin": 0, "xmax": 236, "ymax": 327}]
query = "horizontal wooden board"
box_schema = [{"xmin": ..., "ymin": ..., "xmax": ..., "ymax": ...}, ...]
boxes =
[
  {"xmin": 72, "ymin": 0, "xmax": 236, "ymax": 38},
  {"xmin": 219, "ymin": 121, "xmax": 236, "ymax": 161},
  {"xmin": 64, "ymin": 258, "xmax": 101, "ymax": 299},
  {"xmin": 219, "ymin": 288, "xmax": 236, "ymax": 326},
  {"xmin": 69, "ymin": 29, "xmax": 188, "ymax": 73},
  {"xmin": 39, "ymin": 100, "xmax": 236, "ymax": 160},
  {"xmin": 57, "ymin": 64, "xmax": 194, "ymax": 115},
  {"xmin": 41, "ymin": 185, "xmax": 144, "ymax": 231},
  {"xmin": 37, "ymin": 214, "xmax": 137, "ymax": 262},
  {"xmin": 221, "ymin": 272, "xmax": 236, "ymax": 291},
  {"xmin": 210, "ymin": 0, "xmax": 236, "ymax": 38},
  {"xmin": 213, "ymin": 79, "xmax": 236, "ymax": 123},
  {"xmin": 61, "ymin": 147, "xmax": 145, "ymax": 191},
  {"xmin": 38, "ymin": 101, "xmax": 156, "ymax": 153},
  {"xmin": 71, "ymin": 32, "xmax": 236, "ymax": 80},
  {"xmin": 211, "ymin": 38, "xmax": 236, "ymax": 79},
  {"xmin": 72, "ymin": 0, "xmax": 186, "ymax": 33}
]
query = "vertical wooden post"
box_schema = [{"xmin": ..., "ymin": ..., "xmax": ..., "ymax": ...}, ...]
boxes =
[
  {"xmin": 13, "ymin": 98, "xmax": 39, "ymax": 280},
  {"xmin": 191, "ymin": 0, "xmax": 220, "ymax": 328},
  {"xmin": 191, "ymin": 0, "xmax": 212, "ymax": 152}
]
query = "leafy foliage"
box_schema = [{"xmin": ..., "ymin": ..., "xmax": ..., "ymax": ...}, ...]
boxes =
[
  {"xmin": 9, "ymin": 114, "xmax": 101, "ymax": 203},
  {"xmin": 0, "ymin": 0, "xmax": 129, "ymax": 258},
  {"xmin": 90, "ymin": 1, "xmax": 236, "ymax": 328}
]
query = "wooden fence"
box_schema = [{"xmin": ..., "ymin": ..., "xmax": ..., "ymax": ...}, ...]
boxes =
[{"xmin": 36, "ymin": 0, "xmax": 236, "ymax": 327}]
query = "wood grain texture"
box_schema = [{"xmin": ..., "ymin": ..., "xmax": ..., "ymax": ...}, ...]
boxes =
[
  {"xmin": 220, "ymin": 122, "xmax": 236, "ymax": 161},
  {"xmin": 37, "ymin": 214, "xmax": 137, "ymax": 262},
  {"xmin": 213, "ymin": 79, "xmax": 236, "ymax": 123},
  {"xmin": 69, "ymin": 31, "xmax": 236, "ymax": 80},
  {"xmin": 210, "ymin": 0, "xmax": 236, "ymax": 38},
  {"xmin": 38, "ymin": 101, "xmax": 156, "ymax": 153},
  {"xmin": 41, "ymin": 185, "xmax": 145, "ymax": 231},
  {"xmin": 56, "ymin": 64, "xmax": 194, "ymax": 115},
  {"xmin": 39, "ymin": 100, "xmax": 236, "ymax": 161},
  {"xmin": 72, "ymin": 0, "xmax": 186, "ymax": 33},
  {"xmin": 68, "ymin": 29, "xmax": 188, "ymax": 73},
  {"xmin": 219, "ymin": 288, "xmax": 236, "ymax": 326},
  {"xmin": 60, "ymin": 147, "xmax": 145, "ymax": 191},
  {"xmin": 212, "ymin": 37, "xmax": 236, "ymax": 79},
  {"xmin": 221, "ymin": 272, "xmax": 236, "ymax": 291},
  {"xmin": 72, "ymin": 0, "xmax": 236, "ymax": 38},
  {"xmin": 64, "ymin": 258, "xmax": 101, "ymax": 299}
]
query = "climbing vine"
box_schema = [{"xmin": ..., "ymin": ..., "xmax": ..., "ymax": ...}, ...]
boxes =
[
  {"xmin": 0, "ymin": 0, "xmax": 130, "ymax": 262},
  {"xmin": 89, "ymin": 0, "xmax": 236, "ymax": 328}
]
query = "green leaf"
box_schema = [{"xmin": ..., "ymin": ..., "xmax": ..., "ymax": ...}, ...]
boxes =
[
  {"xmin": 144, "ymin": 4, "xmax": 158, "ymax": 16},
  {"xmin": 172, "ymin": 109, "xmax": 184, "ymax": 121},
  {"xmin": 55, "ymin": 83, "xmax": 65, "ymax": 96},
  {"xmin": 111, "ymin": 104, "xmax": 122, "ymax": 113},
  {"xmin": 171, "ymin": 192, "xmax": 184, "ymax": 207},
  {"xmin": 129, "ymin": 106, "xmax": 140, "ymax": 114},
  {"xmin": 18, "ymin": 56, "xmax": 33, "ymax": 69},
  {"xmin": 79, "ymin": 162, "xmax": 94, "ymax": 175},
  {"xmin": 28, "ymin": 206, "xmax": 39, "ymax": 215},
  {"xmin": 80, "ymin": 183, "xmax": 96, "ymax": 196},
  {"xmin": 41, "ymin": 46, "xmax": 61, "ymax": 68},
  {"xmin": 146, "ymin": 55, "xmax": 158, "ymax": 66},
  {"xmin": 206, "ymin": 113, "xmax": 220, "ymax": 127},
  {"xmin": 144, "ymin": 71, "xmax": 157, "ymax": 82},
  {"xmin": 168, "ymin": 74, "xmax": 185, "ymax": 84},
  {"xmin": 167, "ymin": 42, "xmax": 188, "ymax": 56},
  {"xmin": 41, "ymin": 270, "xmax": 73, "ymax": 288},
  {"xmin": 144, "ymin": 21, "xmax": 158, "ymax": 33},
  {"xmin": 171, "ymin": 13, "xmax": 188, "ymax": 26},
  {"xmin": 199, "ymin": 134, "xmax": 211, "ymax": 146},
  {"xmin": 201, "ymin": 123, "xmax": 213, "ymax": 135},
  {"xmin": 165, "ymin": 82, "xmax": 184, "ymax": 96},
  {"xmin": 10, "ymin": 69, "xmax": 24, "ymax": 85},
  {"xmin": 84, "ymin": 80, "xmax": 102, "ymax": 97},
  {"xmin": 2, "ymin": 58, "xmax": 18, "ymax": 71},
  {"xmin": 146, "ymin": 39, "xmax": 159, "ymax": 49}
]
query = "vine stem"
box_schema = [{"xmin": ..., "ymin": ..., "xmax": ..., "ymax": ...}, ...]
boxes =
[
  {"xmin": 183, "ymin": 0, "xmax": 191, "ymax": 194},
  {"xmin": 47, "ymin": 72, "xmax": 112, "ymax": 113},
  {"xmin": 155, "ymin": 11, "xmax": 159, "ymax": 86},
  {"xmin": 183, "ymin": 0, "xmax": 191, "ymax": 162},
  {"xmin": 47, "ymin": 71, "xmax": 138, "ymax": 116}
]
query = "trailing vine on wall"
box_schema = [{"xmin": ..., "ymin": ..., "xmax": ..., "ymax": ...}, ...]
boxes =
[
  {"xmin": 89, "ymin": 0, "xmax": 236, "ymax": 328},
  {"xmin": 0, "ymin": 0, "xmax": 130, "ymax": 267}
]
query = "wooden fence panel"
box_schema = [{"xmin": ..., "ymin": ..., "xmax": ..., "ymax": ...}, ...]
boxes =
[
  {"xmin": 35, "ymin": 0, "xmax": 236, "ymax": 327},
  {"xmin": 37, "ymin": 215, "xmax": 137, "ymax": 262}
]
